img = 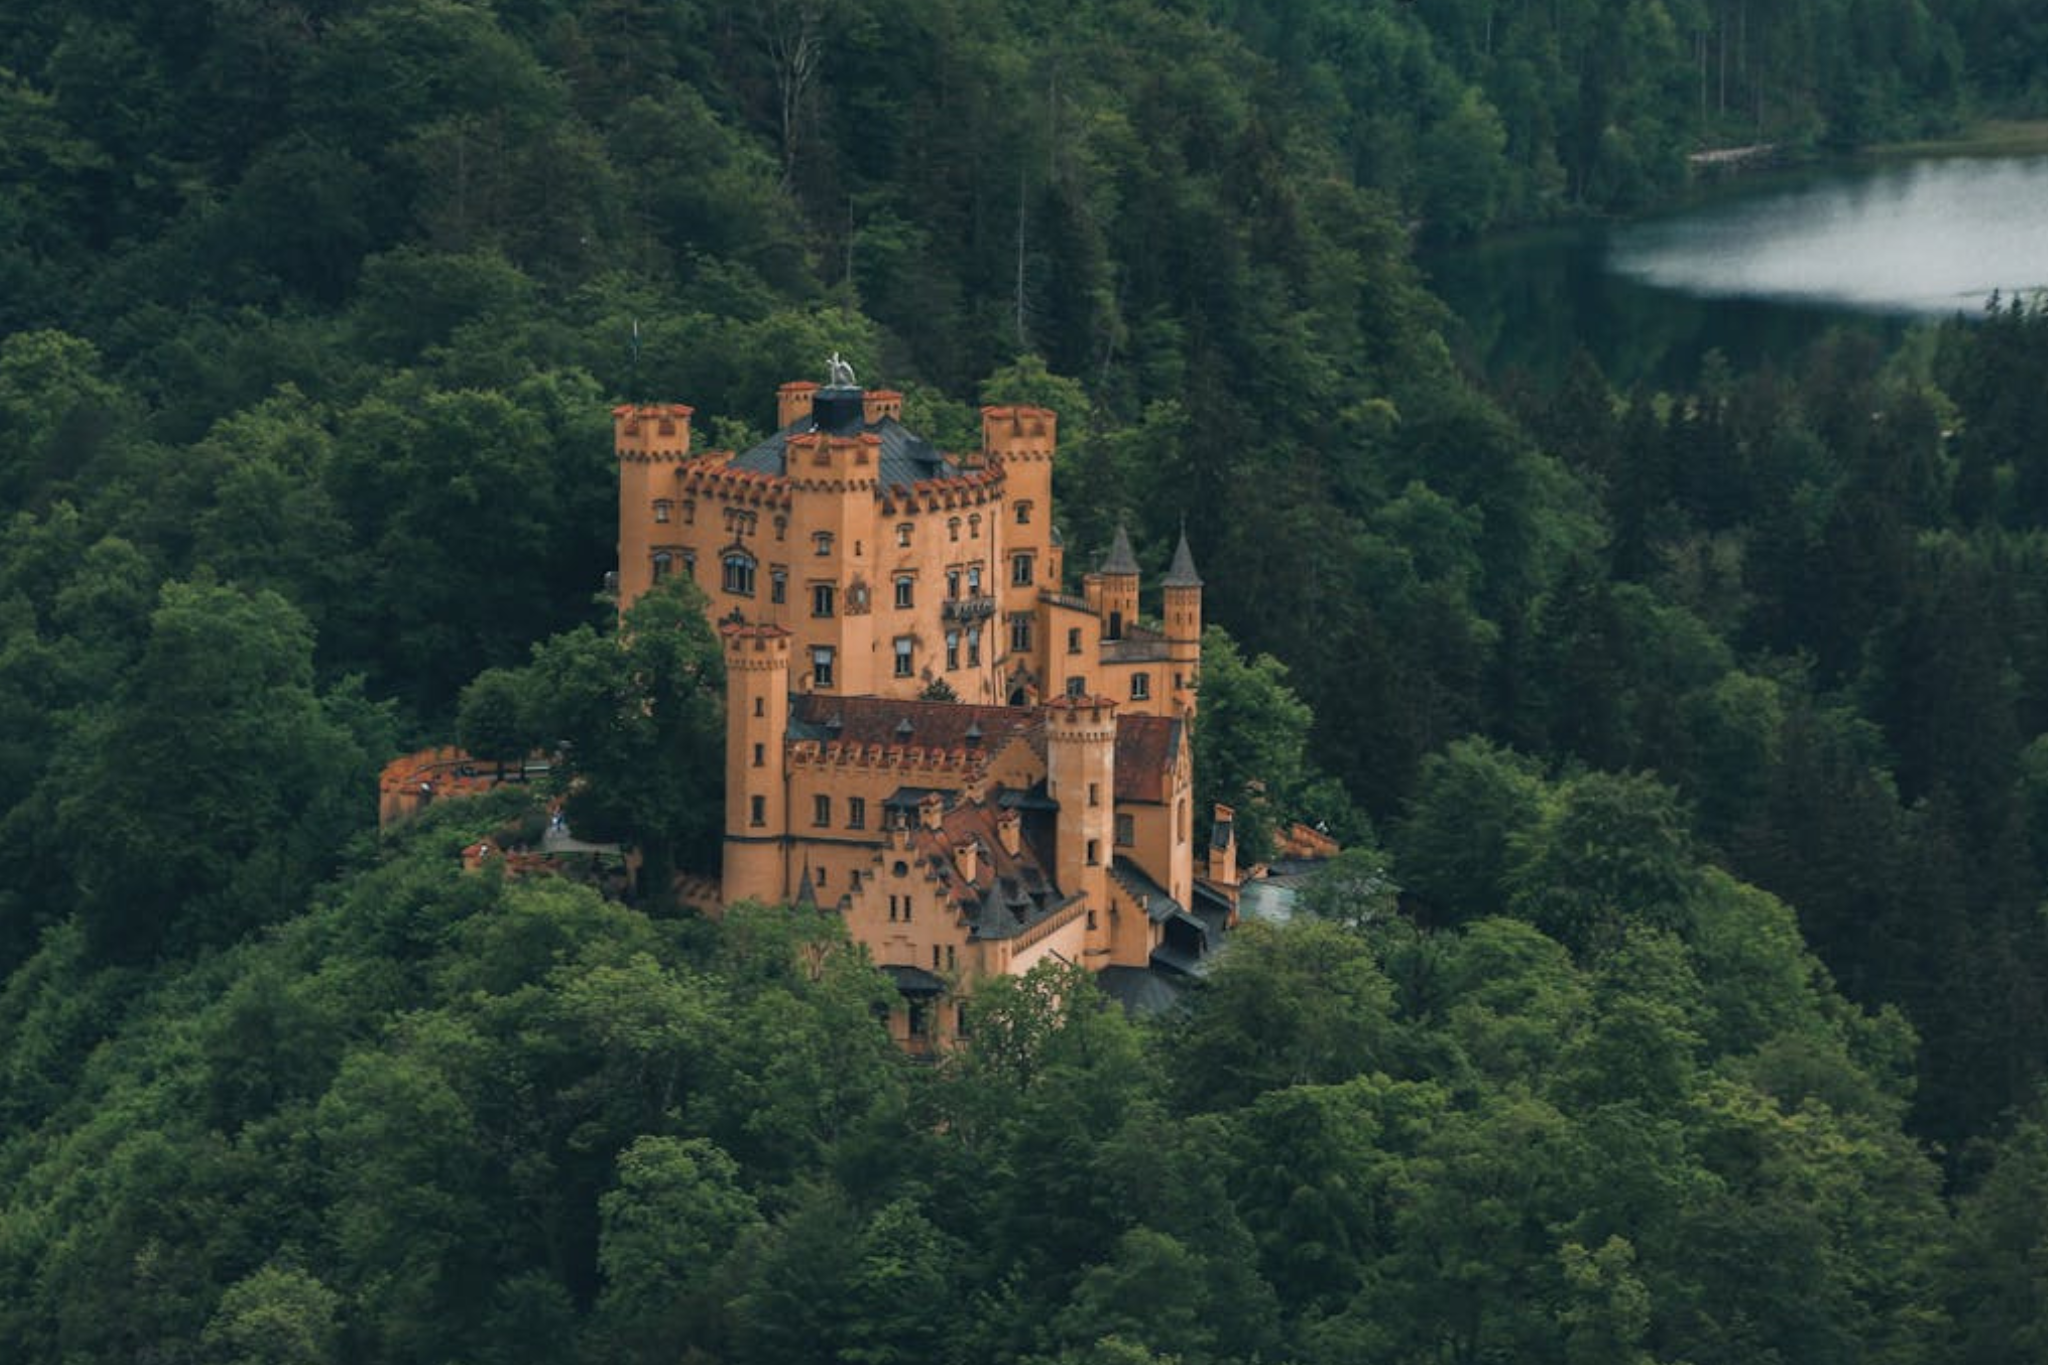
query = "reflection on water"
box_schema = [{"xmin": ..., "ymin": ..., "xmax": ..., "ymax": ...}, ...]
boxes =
[
  {"xmin": 1612, "ymin": 157, "xmax": 2048, "ymax": 312},
  {"xmin": 1426, "ymin": 154, "xmax": 2048, "ymax": 389}
]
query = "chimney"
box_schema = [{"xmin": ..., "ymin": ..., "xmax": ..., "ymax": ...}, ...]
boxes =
[
  {"xmin": 863, "ymin": 388, "xmax": 904, "ymax": 424},
  {"xmin": 778, "ymin": 381, "xmax": 819, "ymax": 429},
  {"xmin": 997, "ymin": 809, "xmax": 1022, "ymax": 857},
  {"xmin": 1207, "ymin": 802, "xmax": 1238, "ymax": 888}
]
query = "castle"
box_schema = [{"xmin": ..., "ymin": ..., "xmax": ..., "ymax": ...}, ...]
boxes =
[{"xmin": 615, "ymin": 371, "xmax": 1237, "ymax": 1047}]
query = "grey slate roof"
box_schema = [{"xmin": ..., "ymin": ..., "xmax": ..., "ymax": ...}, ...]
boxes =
[
  {"xmin": 729, "ymin": 390, "xmax": 959, "ymax": 492},
  {"xmin": 1164, "ymin": 527, "xmax": 1203, "ymax": 587},
  {"xmin": 880, "ymin": 963, "xmax": 947, "ymax": 996},
  {"xmin": 1101, "ymin": 524, "xmax": 1140, "ymax": 576},
  {"xmin": 1096, "ymin": 966, "xmax": 1192, "ymax": 1015},
  {"xmin": 1111, "ymin": 856, "xmax": 1187, "ymax": 923}
]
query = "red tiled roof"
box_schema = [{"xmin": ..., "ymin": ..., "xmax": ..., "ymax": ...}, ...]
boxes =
[
  {"xmin": 1114, "ymin": 714, "xmax": 1183, "ymax": 803},
  {"xmin": 786, "ymin": 695, "xmax": 1180, "ymax": 800},
  {"xmin": 791, "ymin": 694, "xmax": 1039, "ymax": 753}
]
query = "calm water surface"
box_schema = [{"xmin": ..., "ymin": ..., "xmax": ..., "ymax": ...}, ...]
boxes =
[{"xmin": 1426, "ymin": 154, "xmax": 2048, "ymax": 389}]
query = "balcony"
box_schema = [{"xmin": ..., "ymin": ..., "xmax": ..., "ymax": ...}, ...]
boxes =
[{"xmin": 942, "ymin": 595, "xmax": 998, "ymax": 623}]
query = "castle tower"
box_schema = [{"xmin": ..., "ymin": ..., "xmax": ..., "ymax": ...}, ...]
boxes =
[
  {"xmin": 615, "ymin": 403, "xmax": 694, "ymax": 611},
  {"xmin": 983, "ymin": 404, "xmax": 1058, "ymax": 647},
  {"xmin": 723, "ymin": 622, "xmax": 791, "ymax": 905},
  {"xmin": 1045, "ymin": 694, "xmax": 1117, "ymax": 958},
  {"xmin": 1162, "ymin": 526, "xmax": 1203, "ymax": 716},
  {"xmin": 783, "ymin": 404, "xmax": 882, "ymax": 694},
  {"xmin": 1098, "ymin": 524, "xmax": 1141, "ymax": 641}
]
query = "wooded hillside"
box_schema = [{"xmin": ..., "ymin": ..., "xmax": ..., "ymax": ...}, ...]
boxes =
[{"xmin": 5, "ymin": 2, "xmax": 2048, "ymax": 1362}]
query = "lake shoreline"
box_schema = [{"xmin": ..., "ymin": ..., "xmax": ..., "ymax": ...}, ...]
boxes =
[{"xmin": 1862, "ymin": 118, "xmax": 2048, "ymax": 161}]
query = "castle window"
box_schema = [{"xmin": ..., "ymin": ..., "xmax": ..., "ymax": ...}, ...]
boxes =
[
  {"xmin": 969, "ymin": 513, "xmax": 982, "ymax": 538},
  {"xmin": 1016, "ymin": 501, "xmax": 1032, "ymax": 525},
  {"xmin": 653, "ymin": 500, "xmax": 671, "ymax": 523},
  {"xmin": 811, "ymin": 646, "xmax": 835, "ymax": 687},
  {"xmin": 894, "ymin": 636, "xmax": 915, "ymax": 677},
  {"xmin": 750, "ymin": 795, "xmax": 765, "ymax": 827},
  {"xmin": 1088, "ymin": 782, "xmax": 1100, "ymax": 807},
  {"xmin": 1131, "ymin": 672, "xmax": 1150, "ymax": 701},
  {"xmin": 896, "ymin": 522, "xmax": 913, "ymax": 547},
  {"xmin": 771, "ymin": 567, "xmax": 787, "ymax": 604},
  {"xmin": 1067, "ymin": 627, "xmax": 1082, "ymax": 654},
  {"xmin": 946, "ymin": 944, "xmax": 956, "ymax": 970},
  {"xmin": 722, "ymin": 551, "xmax": 756, "ymax": 596},
  {"xmin": 813, "ymin": 531, "xmax": 833, "ymax": 556},
  {"xmin": 948, "ymin": 517, "xmax": 961, "ymax": 541},
  {"xmin": 966, "ymin": 625, "xmax": 982, "ymax": 666},
  {"xmin": 816, "ymin": 866, "xmax": 827, "ymax": 887},
  {"xmin": 652, "ymin": 551, "xmax": 672, "ymax": 581},
  {"xmin": 945, "ymin": 630, "xmax": 960, "ymax": 670},
  {"xmin": 812, "ymin": 583, "xmax": 835, "ymax": 617},
  {"xmin": 894, "ymin": 575, "xmax": 915, "ymax": 609},
  {"xmin": 894, "ymin": 860, "xmax": 909, "ymax": 878},
  {"xmin": 932, "ymin": 946, "xmax": 942, "ymax": 969},
  {"xmin": 1066, "ymin": 676, "xmax": 1086, "ymax": 698},
  {"xmin": 681, "ymin": 550, "xmax": 696, "ymax": 579},
  {"xmin": 849, "ymin": 797, "xmax": 866, "ymax": 829},
  {"xmin": 754, "ymin": 697, "xmax": 765, "ymax": 717},
  {"xmin": 1116, "ymin": 813, "xmax": 1135, "ymax": 846},
  {"xmin": 774, "ymin": 515, "xmax": 787, "ymax": 540},
  {"xmin": 753, "ymin": 743, "xmax": 764, "ymax": 767},
  {"xmin": 682, "ymin": 500, "xmax": 695, "ymax": 524},
  {"xmin": 967, "ymin": 564, "xmax": 983, "ymax": 595},
  {"xmin": 946, "ymin": 568, "xmax": 961, "ymax": 599},
  {"xmin": 1086, "ymin": 838, "xmax": 1100, "ymax": 866},
  {"xmin": 1011, "ymin": 553, "xmax": 1034, "ymax": 586},
  {"xmin": 814, "ymin": 795, "xmax": 831, "ymax": 827}
]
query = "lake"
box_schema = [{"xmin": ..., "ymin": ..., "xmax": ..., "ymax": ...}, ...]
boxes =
[{"xmin": 1425, "ymin": 153, "xmax": 2048, "ymax": 390}]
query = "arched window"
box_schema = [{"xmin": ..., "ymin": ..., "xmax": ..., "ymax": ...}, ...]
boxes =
[
  {"xmin": 652, "ymin": 551, "xmax": 673, "ymax": 581},
  {"xmin": 969, "ymin": 512, "xmax": 982, "ymax": 538},
  {"xmin": 723, "ymin": 550, "xmax": 756, "ymax": 596},
  {"xmin": 947, "ymin": 517, "xmax": 961, "ymax": 542}
]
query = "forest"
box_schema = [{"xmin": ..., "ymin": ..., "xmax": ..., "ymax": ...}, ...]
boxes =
[{"xmin": 5, "ymin": 0, "xmax": 2048, "ymax": 1361}]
